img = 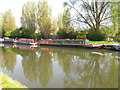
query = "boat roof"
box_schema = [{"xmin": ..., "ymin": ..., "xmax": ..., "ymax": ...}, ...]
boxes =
[{"xmin": 40, "ymin": 39, "xmax": 89, "ymax": 41}]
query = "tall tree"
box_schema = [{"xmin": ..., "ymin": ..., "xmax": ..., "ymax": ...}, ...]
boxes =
[
  {"xmin": 1, "ymin": 10, "xmax": 16, "ymax": 36},
  {"xmin": 37, "ymin": 0, "xmax": 52, "ymax": 38},
  {"xmin": 112, "ymin": 1, "xmax": 120, "ymax": 41},
  {"xmin": 21, "ymin": 2, "xmax": 37, "ymax": 33},
  {"xmin": 57, "ymin": 8, "xmax": 76, "ymax": 39},
  {"xmin": 57, "ymin": 13, "xmax": 63, "ymax": 29},
  {"xmin": 62, "ymin": 9, "xmax": 71, "ymax": 30},
  {"xmin": 64, "ymin": 0, "xmax": 111, "ymax": 32}
]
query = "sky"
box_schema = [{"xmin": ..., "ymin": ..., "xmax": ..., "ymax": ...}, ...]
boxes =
[{"xmin": 0, "ymin": 0, "xmax": 65, "ymax": 27}]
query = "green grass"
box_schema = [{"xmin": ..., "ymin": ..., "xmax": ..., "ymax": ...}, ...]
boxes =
[
  {"xmin": 0, "ymin": 72, "xmax": 27, "ymax": 88},
  {"xmin": 90, "ymin": 41, "xmax": 119, "ymax": 45}
]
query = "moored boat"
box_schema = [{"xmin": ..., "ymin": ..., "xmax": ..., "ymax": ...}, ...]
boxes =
[
  {"xmin": 0, "ymin": 38, "xmax": 4, "ymax": 43},
  {"xmin": 17, "ymin": 38, "xmax": 37, "ymax": 45},
  {"xmin": 39, "ymin": 39, "xmax": 104, "ymax": 49},
  {"xmin": 3, "ymin": 38, "xmax": 15, "ymax": 43},
  {"xmin": 112, "ymin": 44, "xmax": 120, "ymax": 51}
]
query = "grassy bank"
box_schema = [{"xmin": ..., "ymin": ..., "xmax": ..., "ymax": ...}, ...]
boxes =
[
  {"xmin": 90, "ymin": 41, "xmax": 119, "ymax": 45},
  {"xmin": 0, "ymin": 72, "xmax": 27, "ymax": 88}
]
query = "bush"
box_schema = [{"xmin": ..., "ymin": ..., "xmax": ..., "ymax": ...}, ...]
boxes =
[
  {"xmin": 57, "ymin": 28, "xmax": 76, "ymax": 39},
  {"xmin": 10, "ymin": 28, "xmax": 33, "ymax": 38},
  {"xmin": 76, "ymin": 31, "xmax": 87, "ymax": 39},
  {"xmin": 87, "ymin": 31, "xmax": 106, "ymax": 41},
  {"xmin": 32, "ymin": 32, "xmax": 42, "ymax": 40},
  {"xmin": 114, "ymin": 32, "xmax": 120, "ymax": 41}
]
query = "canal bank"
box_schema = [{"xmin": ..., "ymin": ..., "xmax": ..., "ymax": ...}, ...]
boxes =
[{"xmin": 0, "ymin": 72, "xmax": 27, "ymax": 88}]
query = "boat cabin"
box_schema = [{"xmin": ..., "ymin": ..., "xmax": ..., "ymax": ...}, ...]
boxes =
[{"xmin": 40, "ymin": 39, "xmax": 89, "ymax": 45}]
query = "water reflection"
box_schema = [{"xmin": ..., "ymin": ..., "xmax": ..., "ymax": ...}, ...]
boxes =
[
  {"xmin": 22, "ymin": 49, "xmax": 53, "ymax": 88},
  {"xmin": 48, "ymin": 47, "xmax": 118, "ymax": 88},
  {"xmin": 0, "ymin": 47, "xmax": 17, "ymax": 72},
  {"xmin": 0, "ymin": 44, "xmax": 118, "ymax": 88}
]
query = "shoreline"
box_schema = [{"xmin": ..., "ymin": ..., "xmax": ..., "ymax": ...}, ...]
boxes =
[{"xmin": 0, "ymin": 72, "xmax": 27, "ymax": 88}]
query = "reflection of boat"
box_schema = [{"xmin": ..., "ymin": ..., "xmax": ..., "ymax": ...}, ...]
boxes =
[
  {"xmin": 0, "ymin": 43, "xmax": 4, "ymax": 47},
  {"xmin": 39, "ymin": 39, "xmax": 104, "ymax": 49},
  {"xmin": 112, "ymin": 44, "xmax": 120, "ymax": 51},
  {"xmin": 4, "ymin": 44, "xmax": 15, "ymax": 48},
  {"xmin": 102, "ymin": 45, "xmax": 114, "ymax": 50},
  {"xmin": 17, "ymin": 39, "xmax": 37, "ymax": 45},
  {"xmin": 17, "ymin": 45, "xmax": 37, "ymax": 50},
  {"xmin": 40, "ymin": 48, "xmax": 53, "ymax": 52},
  {"xmin": 92, "ymin": 52, "xmax": 104, "ymax": 55}
]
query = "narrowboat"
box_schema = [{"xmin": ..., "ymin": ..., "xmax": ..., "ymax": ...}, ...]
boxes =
[
  {"xmin": 112, "ymin": 44, "xmax": 120, "ymax": 51},
  {"xmin": 17, "ymin": 38, "xmax": 37, "ymax": 45},
  {"xmin": 3, "ymin": 38, "xmax": 15, "ymax": 43},
  {"xmin": 39, "ymin": 39, "xmax": 104, "ymax": 49},
  {"xmin": 0, "ymin": 38, "xmax": 4, "ymax": 43}
]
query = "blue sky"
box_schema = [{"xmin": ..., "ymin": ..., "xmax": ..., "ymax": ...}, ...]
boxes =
[{"xmin": 0, "ymin": 0, "xmax": 65, "ymax": 27}]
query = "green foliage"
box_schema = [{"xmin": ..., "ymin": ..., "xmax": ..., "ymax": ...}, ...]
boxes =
[
  {"xmin": 32, "ymin": 32, "xmax": 42, "ymax": 39},
  {"xmin": 0, "ymin": 72, "xmax": 27, "ymax": 88},
  {"xmin": 87, "ymin": 30, "xmax": 106, "ymax": 41},
  {"xmin": 1, "ymin": 10, "xmax": 16, "ymax": 34},
  {"xmin": 62, "ymin": 9, "xmax": 71, "ymax": 29},
  {"xmin": 57, "ymin": 8, "xmax": 77, "ymax": 39},
  {"xmin": 10, "ymin": 28, "xmax": 32, "ymax": 38},
  {"xmin": 90, "ymin": 41, "xmax": 118, "ymax": 45},
  {"xmin": 37, "ymin": 0, "xmax": 52, "ymax": 38},
  {"xmin": 21, "ymin": 2, "xmax": 36, "ymax": 33},
  {"xmin": 5, "ymin": 30, "xmax": 14, "ymax": 37},
  {"xmin": 114, "ymin": 32, "xmax": 120, "ymax": 41},
  {"xmin": 21, "ymin": 0, "xmax": 54, "ymax": 39},
  {"xmin": 57, "ymin": 28, "xmax": 76, "ymax": 39},
  {"xmin": 76, "ymin": 31, "xmax": 87, "ymax": 39}
]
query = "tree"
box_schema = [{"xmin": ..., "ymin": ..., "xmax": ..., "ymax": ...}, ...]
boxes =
[
  {"xmin": 111, "ymin": 1, "xmax": 120, "ymax": 41},
  {"xmin": 57, "ymin": 13, "xmax": 63, "ymax": 29},
  {"xmin": 21, "ymin": 2, "xmax": 37, "ymax": 34},
  {"xmin": 57, "ymin": 8, "xmax": 76, "ymax": 39},
  {"xmin": 1, "ymin": 10, "xmax": 16, "ymax": 36},
  {"xmin": 64, "ymin": 0, "xmax": 111, "ymax": 33},
  {"xmin": 37, "ymin": 0, "xmax": 52, "ymax": 38},
  {"xmin": 62, "ymin": 9, "xmax": 71, "ymax": 29},
  {"xmin": 51, "ymin": 18, "xmax": 58, "ymax": 35},
  {"xmin": 21, "ymin": 0, "xmax": 53, "ymax": 39}
]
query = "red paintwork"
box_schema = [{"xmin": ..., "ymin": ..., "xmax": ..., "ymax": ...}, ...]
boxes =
[
  {"xmin": 40, "ymin": 39, "xmax": 89, "ymax": 44},
  {"xmin": 40, "ymin": 48, "xmax": 53, "ymax": 52},
  {"xmin": 18, "ymin": 39, "xmax": 36, "ymax": 44},
  {"xmin": 40, "ymin": 40, "xmax": 52, "ymax": 44},
  {"xmin": 18, "ymin": 46, "xmax": 36, "ymax": 50}
]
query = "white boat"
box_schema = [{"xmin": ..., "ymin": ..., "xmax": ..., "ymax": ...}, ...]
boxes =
[{"xmin": 112, "ymin": 44, "xmax": 120, "ymax": 51}]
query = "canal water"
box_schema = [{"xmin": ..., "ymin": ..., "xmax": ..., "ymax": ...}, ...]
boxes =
[{"xmin": 0, "ymin": 44, "xmax": 119, "ymax": 88}]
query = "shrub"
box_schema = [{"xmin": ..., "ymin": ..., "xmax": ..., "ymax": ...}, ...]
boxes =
[
  {"xmin": 32, "ymin": 32, "xmax": 42, "ymax": 40},
  {"xmin": 57, "ymin": 28, "xmax": 76, "ymax": 39},
  {"xmin": 76, "ymin": 31, "xmax": 87, "ymax": 39},
  {"xmin": 87, "ymin": 31, "xmax": 106, "ymax": 41}
]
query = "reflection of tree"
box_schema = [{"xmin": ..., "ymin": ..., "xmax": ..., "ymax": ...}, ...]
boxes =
[
  {"xmin": 45, "ymin": 47, "xmax": 117, "ymax": 88},
  {"xmin": 0, "ymin": 47, "xmax": 17, "ymax": 72},
  {"xmin": 57, "ymin": 52, "xmax": 71, "ymax": 73},
  {"xmin": 63, "ymin": 53, "xmax": 118, "ymax": 88},
  {"xmin": 37, "ymin": 51, "xmax": 53, "ymax": 88},
  {"xmin": 22, "ymin": 51, "xmax": 39, "ymax": 81},
  {"xmin": 21, "ymin": 49, "xmax": 53, "ymax": 88}
]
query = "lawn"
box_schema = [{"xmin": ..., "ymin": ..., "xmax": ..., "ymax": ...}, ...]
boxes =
[
  {"xmin": 0, "ymin": 72, "xmax": 27, "ymax": 88},
  {"xmin": 90, "ymin": 41, "xmax": 119, "ymax": 45}
]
